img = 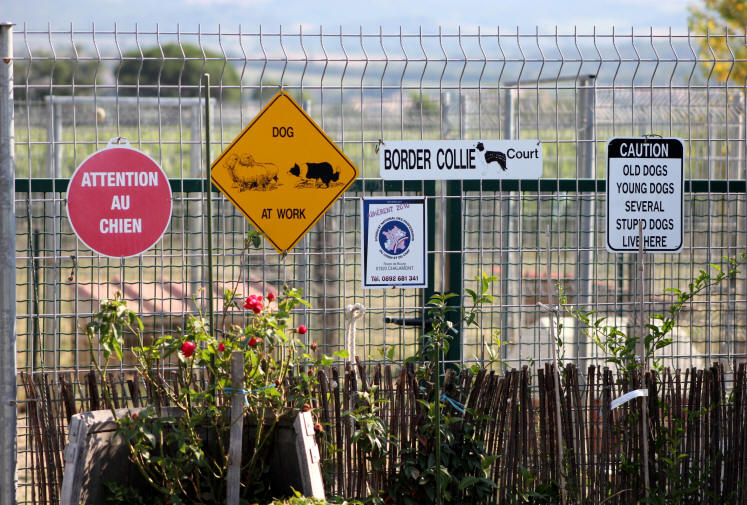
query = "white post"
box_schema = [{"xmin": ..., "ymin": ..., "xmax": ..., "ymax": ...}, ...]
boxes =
[{"xmin": 0, "ymin": 21, "xmax": 17, "ymax": 505}]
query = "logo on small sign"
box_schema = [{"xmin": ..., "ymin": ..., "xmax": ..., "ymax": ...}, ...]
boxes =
[{"xmin": 377, "ymin": 218, "xmax": 413, "ymax": 259}]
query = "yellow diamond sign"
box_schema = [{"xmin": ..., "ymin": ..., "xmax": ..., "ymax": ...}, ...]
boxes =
[{"xmin": 211, "ymin": 91, "xmax": 359, "ymax": 253}]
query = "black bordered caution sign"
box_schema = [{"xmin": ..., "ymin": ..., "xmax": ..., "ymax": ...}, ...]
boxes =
[
  {"xmin": 606, "ymin": 137, "xmax": 684, "ymax": 253},
  {"xmin": 211, "ymin": 91, "xmax": 359, "ymax": 253}
]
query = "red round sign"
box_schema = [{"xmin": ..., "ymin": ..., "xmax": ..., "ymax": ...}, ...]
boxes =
[{"xmin": 67, "ymin": 143, "xmax": 172, "ymax": 258}]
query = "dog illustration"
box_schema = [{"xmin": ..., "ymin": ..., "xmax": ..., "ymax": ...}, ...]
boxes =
[
  {"xmin": 289, "ymin": 162, "xmax": 340, "ymax": 187},
  {"xmin": 476, "ymin": 142, "xmax": 507, "ymax": 171}
]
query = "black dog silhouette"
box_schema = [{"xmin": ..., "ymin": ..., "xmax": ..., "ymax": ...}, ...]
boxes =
[
  {"xmin": 476, "ymin": 142, "xmax": 507, "ymax": 171},
  {"xmin": 290, "ymin": 162, "xmax": 340, "ymax": 187}
]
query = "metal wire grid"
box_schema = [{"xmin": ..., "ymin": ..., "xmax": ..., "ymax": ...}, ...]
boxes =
[{"xmin": 8, "ymin": 25, "xmax": 747, "ymax": 503}]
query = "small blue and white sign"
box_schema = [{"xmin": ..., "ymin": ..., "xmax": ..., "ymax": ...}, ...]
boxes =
[{"xmin": 362, "ymin": 197, "xmax": 427, "ymax": 288}]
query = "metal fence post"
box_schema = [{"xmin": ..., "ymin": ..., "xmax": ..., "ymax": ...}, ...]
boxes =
[
  {"xmin": 743, "ymin": 91, "xmax": 747, "ymax": 360},
  {"xmin": 0, "ymin": 21, "xmax": 17, "ymax": 505},
  {"xmin": 43, "ymin": 96, "xmax": 61, "ymax": 370},
  {"xmin": 575, "ymin": 76, "xmax": 596, "ymax": 364},
  {"xmin": 740, "ymin": 91, "xmax": 747, "ymax": 360},
  {"xmin": 500, "ymin": 88, "xmax": 521, "ymax": 364},
  {"xmin": 189, "ymin": 102, "xmax": 202, "ymax": 301}
]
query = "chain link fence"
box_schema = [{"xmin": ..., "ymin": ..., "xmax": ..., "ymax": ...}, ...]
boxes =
[{"xmin": 4, "ymin": 25, "xmax": 747, "ymax": 502}]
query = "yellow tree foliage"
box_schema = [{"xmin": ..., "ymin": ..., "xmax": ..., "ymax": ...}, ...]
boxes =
[{"xmin": 688, "ymin": 0, "xmax": 747, "ymax": 85}]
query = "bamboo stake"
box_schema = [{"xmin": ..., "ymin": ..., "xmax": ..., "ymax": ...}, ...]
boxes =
[
  {"xmin": 544, "ymin": 225, "xmax": 567, "ymax": 505},
  {"xmin": 637, "ymin": 221, "xmax": 650, "ymax": 497},
  {"xmin": 226, "ymin": 351, "xmax": 244, "ymax": 505}
]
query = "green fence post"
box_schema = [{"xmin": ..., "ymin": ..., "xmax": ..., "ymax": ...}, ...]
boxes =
[
  {"xmin": 445, "ymin": 180, "xmax": 463, "ymax": 365},
  {"xmin": 425, "ymin": 181, "xmax": 437, "ymax": 310}
]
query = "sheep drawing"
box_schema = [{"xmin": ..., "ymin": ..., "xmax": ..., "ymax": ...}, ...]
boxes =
[
  {"xmin": 223, "ymin": 153, "xmax": 279, "ymax": 191},
  {"xmin": 289, "ymin": 162, "xmax": 340, "ymax": 188}
]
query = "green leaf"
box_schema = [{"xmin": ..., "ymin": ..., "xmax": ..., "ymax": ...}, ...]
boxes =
[
  {"xmin": 459, "ymin": 476, "xmax": 480, "ymax": 490},
  {"xmin": 386, "ymin": 346, "xmax": 395, "ymax": 361},
  {"xmin": 245, "ymin": 229, "xmax": 262, "ymax": 249}
]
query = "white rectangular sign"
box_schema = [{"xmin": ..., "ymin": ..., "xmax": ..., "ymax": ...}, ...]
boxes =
[
  {"xmin": 606, "ymin": 137, "xmax": 684, "ymax": 253},
  {"xmin": 610, "ymin": 389, "xmax": 649, "ymax": 410},
  {"xmin": 380, "ymin": 140, "xmax": 542, "ymax": 180},
  {"xmin": 362, "ymin": 197, "xmax": 427, "ymax": 288}
]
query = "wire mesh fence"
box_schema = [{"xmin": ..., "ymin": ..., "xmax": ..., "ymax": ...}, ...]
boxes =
[{"xmin": 7, "ymin": 25, "xmax": 747, "ymax": 502}]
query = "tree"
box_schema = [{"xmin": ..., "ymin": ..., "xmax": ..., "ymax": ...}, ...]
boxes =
[
  {"xmin": 408, "ymin": 91, "xmax": 439, "ymax": 118},
  {"xmin": 14, "ymin": 49, "xmax": 102, "ymax": 100},
  {"xmin": 117, "ymin": 43, "xmax": 241, "ymax": 101},
  {"xmin": 689, "ymin": 0, "xmax": 747, "ymax": 85}
]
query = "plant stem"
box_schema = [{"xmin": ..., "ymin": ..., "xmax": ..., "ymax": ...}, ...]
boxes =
[
  {"xmin": 545, "ymin": 227, "xmax": 567, "ymax": 505},
  {"xmin": 434, "ymin": 336, "xmax": 441, "ymax": 505}
]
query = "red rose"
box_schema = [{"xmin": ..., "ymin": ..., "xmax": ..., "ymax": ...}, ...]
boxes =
[
  {"xmin": 296, "ymin": 325, "xmax": 308, "ymax": 335},
  {"xmin": 248, "ymin": 336, "xmax": 259, "ymax": 348},
  {"xmin": 310, "ymin": 341, "xmax": 318, "ymax": 351},
  {"xmin": 267, "ymin": 292, "xmax": 276, "ymax": 302},
  {"xmin": 243, "ymin": 294, "xmax": 264, "ymax": 314},
  {"xmin": 180, "ymin": 341, "xmax": 196, "ymax": 358},
  {"xmin": 131, "ymin": 412, "xmax": 139, "ymax": 420},
  {"xmin": 217, "ymin": 342, "xmax": 225, "ymax": 352}
]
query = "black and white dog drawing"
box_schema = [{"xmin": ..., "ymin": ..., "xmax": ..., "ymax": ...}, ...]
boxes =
[
  {"xmin": 476, "ymin": 142, "xmax": 507, "ymax": 171},
  {"xmin": 289, "ymin": 162, "xmax": 340, "ymax": 187}
]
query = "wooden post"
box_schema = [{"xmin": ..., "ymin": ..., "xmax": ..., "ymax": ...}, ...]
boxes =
[
  {"xmin": 227, "ymin": 351, "xmax": 244, "ymax": 505},
  {"xmin": 636, "ymin": 222, "xmax": 650, "ymax": 497},
  {"xmin": 545, "ymin": 226, "xmax": 567, "ymax": 505},
  {"xmin": 294, "ymin": 410, "xmax": 326, "ymax": 499}
]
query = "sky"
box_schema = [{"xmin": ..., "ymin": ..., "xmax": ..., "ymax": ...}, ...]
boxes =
[{"xmin": 5, "ymin": 0, "xmax": 697, "ymax": 33}]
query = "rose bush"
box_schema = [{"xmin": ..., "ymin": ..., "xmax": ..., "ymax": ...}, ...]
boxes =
[{"xmin": 87, "ymin": 286, "xmax": 346, "ymax": 505}]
